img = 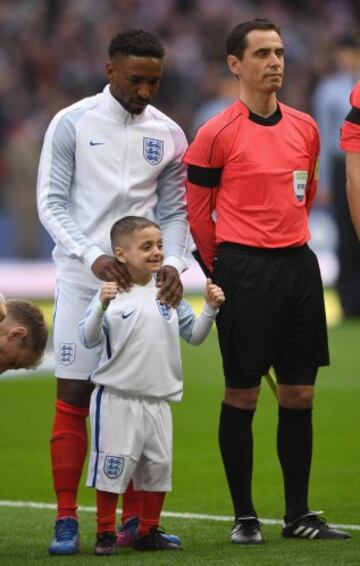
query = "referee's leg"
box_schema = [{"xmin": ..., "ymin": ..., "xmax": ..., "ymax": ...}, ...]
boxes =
[
  {"xmin": 220, "ymin": 386, "xmax": 260, "ymax": 517},
  {"xmin": 277, "ymin": 380, "xmax": 315, "ymax": 523},
  {"xmin": 219, "ymin": 383, "xmax": 264, "ymax": 544},
  {"xmin": 276, "ymin": 375, "xmax": 350, "ymax": 539}
]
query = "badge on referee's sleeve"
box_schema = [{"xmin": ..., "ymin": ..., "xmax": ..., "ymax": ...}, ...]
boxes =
[
  {"xmin": 314, "ymin": 158, "xmax": 319, "ymax": 180},
  {"xmin": 293, "ymin": 170, "xmax": 308, "ymax": 201}
]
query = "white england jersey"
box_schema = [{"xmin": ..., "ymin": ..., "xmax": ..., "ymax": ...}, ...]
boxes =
[
  {"xmin": 79, "ymin": 279, "xmax": 217, "ymax": 401},
  {"xmin": 37, "ymin": 85, "xmax": 189, "ymax": 288}
]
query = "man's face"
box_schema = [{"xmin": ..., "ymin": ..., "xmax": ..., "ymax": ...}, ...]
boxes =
[
  {"xmin": 107, "ymin": 54, "xmax": 163, "ymax": 114},
  {"xmin": 228, "ymin": 29, "xmax": 284, "ymax": 94},
  {"xmin": 334, "ymin": 46, "xmax": 360, "ymax": 74},
  {"xmin": 0, "ymin": 341, "xmax": 37, "ymax": 374}
]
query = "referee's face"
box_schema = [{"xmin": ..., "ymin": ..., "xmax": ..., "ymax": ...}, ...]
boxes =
[
  {"xmin": 107, "ymin": 54, "xmax": 163, "ymax": 115},
  {"xmin": 229, "ymin": 29, "xmax": 284, "ymax": 95}
]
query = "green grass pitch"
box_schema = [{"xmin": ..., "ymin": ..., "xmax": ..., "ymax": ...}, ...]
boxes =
[{"xmin": 0, "ymin": 317, "xmax": 359, "ymax": 564}]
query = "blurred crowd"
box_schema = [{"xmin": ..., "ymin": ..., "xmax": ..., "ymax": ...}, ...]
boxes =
[{"xmin": 0, "ymin": 0, "xmax": 359, "ymax": 259}]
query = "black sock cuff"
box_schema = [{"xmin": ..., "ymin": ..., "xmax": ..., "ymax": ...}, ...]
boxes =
[
  {"xmin": 221, "ymin": 402, "xmax": 255, "ymax": 424},
  {"xmin": 278, "ymin": 406, "xmax": 312, "ymax": 419}
]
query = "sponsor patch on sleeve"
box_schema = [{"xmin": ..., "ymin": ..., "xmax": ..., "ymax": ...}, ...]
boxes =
[{"xmin": 293, "ymin": 170, "xmax": 308, "ymax": 201}]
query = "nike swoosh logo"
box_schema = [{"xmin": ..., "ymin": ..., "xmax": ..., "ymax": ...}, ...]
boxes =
[
  {"xmin": 89, "ymin": 140, "xmax": 105, "ymax": 146},
  {"xmin": 122, "ymin": 310, "xmax": 136, "ymax": 319}
]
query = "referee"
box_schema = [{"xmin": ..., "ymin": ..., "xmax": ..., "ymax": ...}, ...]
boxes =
[
  {"xmin": 340, "ymin": 81, "xmax": 360, "ymax": 238},
  {"xmin": 184, "ymin": 18, "xmax": 350, "ymax": 544}
]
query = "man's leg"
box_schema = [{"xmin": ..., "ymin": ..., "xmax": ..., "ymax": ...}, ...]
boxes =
[
  {"xmin": 277, "ymin": 383, "xmax": 314, "ymax": 522},
  {"xmin": 213, "ymin": 244, "xmax": 286, "ymax": 543},
  {"xmin": 219, "ymin": 386, "xmax": 263, "ymax": 544},
  {"xmin": 51, "ymin": 379, "xmax": 94, "ymax": 520},
  {"xmin": 49, "ymin": 379, "xmax": 93, "ymax": 555},
  {"xmin": 278, "ymin": 381, "xmax": 350, "ymax": 539}
]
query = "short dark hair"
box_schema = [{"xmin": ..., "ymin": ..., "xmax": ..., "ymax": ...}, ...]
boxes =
[
  {"xmin": 108, "ymin": 29, "xmax": 165, "ymax": 59},
  {"xmin": 335, "ymin": 34, "xmax": 360, "ymax": 50},
  {"xmin": 6, "ymin": 299, "xmax": 48, "ymax": 367},
  {"xmin": 226, "ymin": 18, "xmax": 281, "ymax": 59},
  {"xmin": 110, "ymin": 216, "xmax": 160, "ymax": 250}
]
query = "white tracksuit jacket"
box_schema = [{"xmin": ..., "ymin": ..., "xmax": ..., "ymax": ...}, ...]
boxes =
[{"xmin": 37, "ymin": 85, "xmax": 189, "ymax": 288}]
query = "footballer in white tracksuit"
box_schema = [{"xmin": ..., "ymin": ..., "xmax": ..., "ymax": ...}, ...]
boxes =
[
  {"xmin": 37, "ymin": 85, "xmax": 189, "ymax": 378},
  {"xmin": 79, "ymin": 279, "xmax": 218, "ymax": 493}
]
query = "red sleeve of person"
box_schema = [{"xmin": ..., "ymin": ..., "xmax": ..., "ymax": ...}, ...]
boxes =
[{"xmin": 340, "ymin": 81, "xmax": 360, "ymax": 153}]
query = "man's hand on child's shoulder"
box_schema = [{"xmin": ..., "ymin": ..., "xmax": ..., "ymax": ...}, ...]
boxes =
[
  {"xmin": 100, "ymin": 282, "xmax": 118, "ymax": 310},
  {"xmin": 204, "ymin": 279, "xmax": 225, "ymax": 309}
]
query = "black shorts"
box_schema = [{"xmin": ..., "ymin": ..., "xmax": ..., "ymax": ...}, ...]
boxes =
[{"xmin": 212, "ymin": 243, "xmax": 329, "ymax": 388}]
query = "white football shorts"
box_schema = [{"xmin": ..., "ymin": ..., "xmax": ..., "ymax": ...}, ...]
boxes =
[
  {"xmin": 87, "ymin": 387, "xmax": 173, "ymax": 493},
  {"xmin": 53, "ymin": 279, "xmax": 102, "ymax": 379}
]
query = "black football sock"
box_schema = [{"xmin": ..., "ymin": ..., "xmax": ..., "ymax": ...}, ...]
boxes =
[
  {"xmin": 219, "ymin": 402, "xmax": 257, "ymax": 518},
  {"xmin": 277, "ymin": 405, "xmax": 312, "ymax": 523}
]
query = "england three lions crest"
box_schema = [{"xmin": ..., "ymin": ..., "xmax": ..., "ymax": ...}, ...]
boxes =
[
  {"xmin": 156, "ymin": 299, "xmax": 172, "ymax": 321},
  {"xmin": 59, "ymin": 343, "xmax": 76, "ymax": 365},
  {"xmin": 104, "ymin": 455, "xmax": 124, "ymax": 479},
  {"xmin": 143, "ymin": 138, "xmax": 164, "ymax": 166}
]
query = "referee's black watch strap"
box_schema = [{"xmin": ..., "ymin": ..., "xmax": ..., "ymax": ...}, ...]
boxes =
[
  {"xmin": 192, "ymin": 249, "xmax": 212, "ymax": 278},
  {"xmin": 187, "ymin": 164, "xmax": 222, "ymax": 188},
  {"xmin": 345, "ymin": 106, "xmax": 360, "ymax": 125}
]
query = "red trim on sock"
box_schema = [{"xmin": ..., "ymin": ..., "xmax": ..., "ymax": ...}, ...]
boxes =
[
  {"xmin": 96, "ymin": 490, "xmax": 118, "ymax": 534},
  {"xmin": 51, "ymin": 400, "xmax": 88, "ymax": 520},
  {"xmin": 138, "ymin": 492, "xmax": 166, "ymax": 537},
  {"xmin": 121, "ymin": 480, "xmax": 142, "ymax": 524}
]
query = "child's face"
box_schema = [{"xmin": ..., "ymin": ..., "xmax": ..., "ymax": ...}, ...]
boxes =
[
  {"xmin": 115, "ymin": 226, "xmax": 164, "ymax": 280},
  {"xmin": 0, "ymin": 341, "xmax": 37, "ymax": 374}
]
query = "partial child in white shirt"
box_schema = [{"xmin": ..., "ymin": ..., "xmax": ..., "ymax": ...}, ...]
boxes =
[{"xmin": 79, "ymin": 216, "xmax": 224, "ymax": 556}]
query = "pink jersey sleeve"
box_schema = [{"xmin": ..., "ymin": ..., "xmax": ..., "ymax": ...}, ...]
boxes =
[{"xmin": 340, "ymin": 82, "xmax": 360, "ymax": 153}]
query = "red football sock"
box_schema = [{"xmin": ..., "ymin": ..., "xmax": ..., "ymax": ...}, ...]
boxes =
[
  {"xmin": 50, "ymin": 399, "xmax": 89, "ymax": 520},
  {"xmin": 96, "ymin": 490, "xmax": 118, "ymax": 534},
  {"xmin": 138, "ymin": 491, "xmax": 166, "ymax": 537},
  {"xmin": 121, "ymin": 480, "xmax": 142, "ymax": 524}
]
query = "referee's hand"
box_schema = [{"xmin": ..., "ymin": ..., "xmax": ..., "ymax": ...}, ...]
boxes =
[{"xmin": 91, "ymin": 255, "xmax": 132, "ymax": 291}]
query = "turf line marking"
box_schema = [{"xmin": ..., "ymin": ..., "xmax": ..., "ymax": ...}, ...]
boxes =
[{"xmin": 0, "ymin": 500, "xmax": 359, "ymax": 531}]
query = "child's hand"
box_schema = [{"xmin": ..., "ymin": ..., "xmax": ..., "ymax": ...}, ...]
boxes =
[
  {"xmin": 204, "ymin": 278, "xmax": 225, "ymax": 308},
  {"xmin": 100, "ymin": 282, "xmax": 118, "ymax": 309},
  {"xmin": 0, "ymin": 294, "xmax": 7, "ymax": 323}
]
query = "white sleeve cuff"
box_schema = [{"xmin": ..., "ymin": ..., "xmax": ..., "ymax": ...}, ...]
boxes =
[
  {"xmin": 163, "ymin": 255, "xmax": 189, "ymax": 275},
  {"xmin": 81, "ymin": 245, "xmax": 106, "ymax": 269}
]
